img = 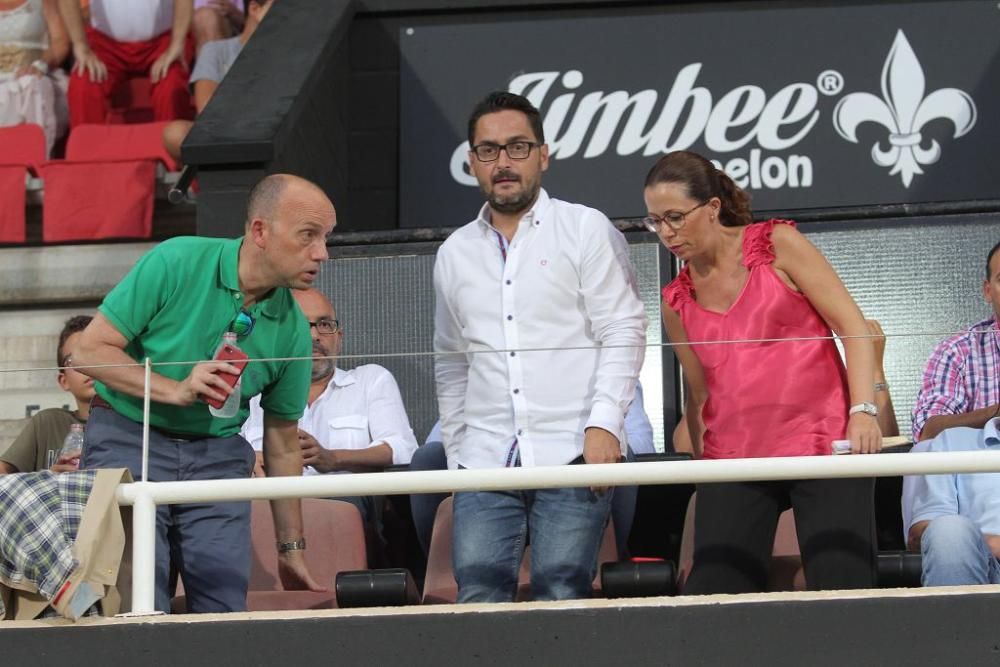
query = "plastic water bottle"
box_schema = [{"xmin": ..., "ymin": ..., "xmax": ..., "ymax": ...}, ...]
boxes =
[
  {"xmin": 209, "ymin": 332, "xmax": 242, "ymax": 419},
  {"xmin": 59, "ymin": 422, "xmax": 85, "ymax": 467}
]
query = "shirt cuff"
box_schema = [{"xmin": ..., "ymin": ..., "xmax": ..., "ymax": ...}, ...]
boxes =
[{"xmin": 585, "ymin": 402, "xmax": 626, "ymax": 448}]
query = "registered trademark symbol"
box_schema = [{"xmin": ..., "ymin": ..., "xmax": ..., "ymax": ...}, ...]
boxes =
[{"xmin": 817, "ymin": 69, "xmax": 844, "ymax": 96}]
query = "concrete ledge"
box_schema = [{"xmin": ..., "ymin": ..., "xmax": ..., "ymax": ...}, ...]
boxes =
[
  {"xmin": 4, "ymin": 587, "xmax": 1000, "ymax": 664},
  {"xmin": 0, "ymin": 243, "xmax": 153, "ymax": 306}
]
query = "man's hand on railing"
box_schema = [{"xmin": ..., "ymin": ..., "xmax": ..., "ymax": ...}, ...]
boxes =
[
  {"xmin": 583, "ymin": 427, "xmax": 622, "ymax": 496},
  {"xmin": 278, "ymin": 550, "xmax": 326, "ymax": 592}
]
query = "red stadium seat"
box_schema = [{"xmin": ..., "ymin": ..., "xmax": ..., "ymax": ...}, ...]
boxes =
[
  {"xmin": 0, "ymin": 124, "xmax": 46, "ymax": 243},
  {"xmin": 422, "ymin": 496, "xmax": 618, "ymax": 604},
  {"xmin": 39, "ymin": 122, "xmax": 182, "ymax": 242},
  {"xmin": 39, "ymin": 159, "xmax": 156, "ymax": 242},
  {"xmin": 676, "ymin": 493, "xmax": 805, "ymax": 593},
  {"xmin": 67, "ymin": 122, "xmax": 180, "ymax": 171},
  {"xmin": 0, "ymin": 123, "xmax": 46, "ymax": 171}
]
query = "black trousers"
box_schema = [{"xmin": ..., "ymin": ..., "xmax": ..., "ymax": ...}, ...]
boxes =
[{"xmin": 683, "ymin": 477, "xmax": 876, "ymax": 594}]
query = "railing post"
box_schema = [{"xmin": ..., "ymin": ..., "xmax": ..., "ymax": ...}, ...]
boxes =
[{"xmin": 130, "ymin": 485, "xmax": 158, "ymax": 614}]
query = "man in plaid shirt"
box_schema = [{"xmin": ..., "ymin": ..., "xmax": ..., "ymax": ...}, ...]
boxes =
[
  {"xmin": 911, "ymin": 240, "xmax": 1000, "ymax": 443},
  {"xmin": 902, "ymin": 240, "xmax": 1000, "ymax": 587}
]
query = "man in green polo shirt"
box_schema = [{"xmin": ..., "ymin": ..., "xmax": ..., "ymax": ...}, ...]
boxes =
[{"xmin": 73, "ymin": 173, "xmax": 333, "ymax": 613}]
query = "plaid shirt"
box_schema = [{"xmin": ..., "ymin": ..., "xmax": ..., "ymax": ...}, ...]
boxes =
[
  {"xmin": 912, "ymin": 315, "xmax": 1000, "ymax": 441},
  {"xmin": 0, "ymin": 469, "xmax": 99, "ymax": 619}
]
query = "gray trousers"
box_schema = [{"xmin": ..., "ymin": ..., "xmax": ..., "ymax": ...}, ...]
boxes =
[{"xmin": 81, "ymin": 406, "xmax": 255, "ymax": 613}]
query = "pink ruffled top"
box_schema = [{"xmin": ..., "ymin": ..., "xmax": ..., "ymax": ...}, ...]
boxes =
[{"xmin": 663, "ymin": 219, "xmax": 849, "ymax": 459}]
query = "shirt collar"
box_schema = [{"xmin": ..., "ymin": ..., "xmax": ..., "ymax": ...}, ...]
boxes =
[
  {"xmin": 475, "ymin": 188, "xmax": 552, "ymax": 237},
  {"xmin": 331, "ymin": 366, "xmax": 355, "ymax": 388},
  {"xmin": 219, "ymin": 236, "xmax": 284, "ymax": 319}
]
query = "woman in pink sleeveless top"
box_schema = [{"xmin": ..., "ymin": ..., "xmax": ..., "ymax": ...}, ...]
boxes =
[{"xmin": 646, "ymin": 151, "xmax": 880, "ymax": 594}]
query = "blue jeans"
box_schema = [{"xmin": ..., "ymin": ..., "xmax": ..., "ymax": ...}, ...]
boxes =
[
  {"xmin": 82, "ymin": 406, "xmax": 255, "ymax": 613},
  {"xmin": 411, "ymin": 440, "xmax": 637, "ymax": 558},
  {"xmin": 921, "ymin": 514, "xmax": 1000, "ymax": 586},
  {"xmin": 452, "ymin": 484, "xmax": 612, "ymax": 602}
]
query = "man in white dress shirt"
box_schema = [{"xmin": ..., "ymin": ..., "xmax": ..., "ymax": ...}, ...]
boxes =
[
  {"xmin": 243, "ymin": 288, "xmax": 418, "ymax": 524},
  {"xmin": 433, "ymin": 91, "xmax": 647, "ymax": 602}
]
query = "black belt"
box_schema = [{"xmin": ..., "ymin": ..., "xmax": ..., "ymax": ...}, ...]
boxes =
[{"xmin": 91, "ymin": 394, "xmax": 207, "ymax": 442}]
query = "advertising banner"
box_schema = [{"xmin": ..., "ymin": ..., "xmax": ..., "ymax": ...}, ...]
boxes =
[{"xmin": 399, "ymin": 1, "xmax": 996, "ymax": 226}]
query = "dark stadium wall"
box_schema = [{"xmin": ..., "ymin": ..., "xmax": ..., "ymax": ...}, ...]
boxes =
[
  {"xmin": 182, "ymin": 0, "xmax": 733, "ymax": 236},
  {"xmin": 7, "ymin": 591, "xmax": 1000, "ymax": 664}
]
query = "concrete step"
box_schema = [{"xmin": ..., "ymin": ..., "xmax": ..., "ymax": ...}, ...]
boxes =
[{"xmin": 0, "ymin": 242, "xmax": 154, "ymax": 306}]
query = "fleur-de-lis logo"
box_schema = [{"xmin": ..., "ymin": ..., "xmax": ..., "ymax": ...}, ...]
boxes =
[{"xmin": 833, "ymin": 30, "xmax": 976, "ymax": 187}]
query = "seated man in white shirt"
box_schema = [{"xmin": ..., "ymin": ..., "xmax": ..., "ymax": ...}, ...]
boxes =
[
  {"xmin": 242, "ymin": 288, "xmax": 419, "ymax": 524},
  {"xmin": 433, "ymin": 91, "xmax": 646, "ymax": 603}
]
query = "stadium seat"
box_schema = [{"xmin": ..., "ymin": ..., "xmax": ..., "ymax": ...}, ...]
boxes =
[
  {"xmin": 0, "ymin": 124, "xmax": 46, "ymax": 243},
  {"xmin": 677, "ymin": 493, "xmax": 806, "ymax": 592},
  {"xmin": 38, "ymin": 122, "xmax": 183, "ymax": 242},
  {"xmin": 39, "ymin": 159, "xmax": 156, "ymax": 242},
  {"xmin": 66, "ymin": 122, "xmax": 180, "ymax": 172},
  {"xmin": 422, "ymin": 496, "xmax": 618, "ymax": 604},
  {"xmin": 245, "ymin": 498, "xmax": 368, "ymax": 611},
  {"xmin": 170, "ymin": 498, "xmax": 368, "ymax": 613},
  {"xmin": 0, "ymin": 123, "xmax": 46, "ymax": 170}
]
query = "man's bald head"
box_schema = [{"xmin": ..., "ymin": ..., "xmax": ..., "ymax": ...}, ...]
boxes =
[{"xmin": 246, "ymin": 174, "xmax": 333, "ymax": 227}]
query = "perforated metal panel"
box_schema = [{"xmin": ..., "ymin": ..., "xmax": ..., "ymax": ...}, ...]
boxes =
[
  {"xmin": 803, "ymin": 216, "xmax": 999, "ymax": 434},
  {"xmin": 316, "ymin": 243, "xmax": 666, "ymax": 449}
]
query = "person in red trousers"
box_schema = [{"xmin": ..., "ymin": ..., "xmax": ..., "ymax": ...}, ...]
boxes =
[{"xmin": 59, "ymin": 0, "xmax": 194, "ymax": 127}]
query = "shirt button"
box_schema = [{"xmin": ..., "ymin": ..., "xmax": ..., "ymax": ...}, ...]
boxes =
[
  {"xmin": 507, "ymin": 315, "xmax": 513, "ymax": 321},
  {"xmin": 513, "ymin": 388, "xmax": 519, "ymax": 394},
  {"xmin": 510, "ymin": 352, "xmax": 516, "ymax": 357},
  {"xmin": 505, "ymin": 280, "xmax": 511, "ymax": 285},
  {"xmin": 517, "ymin": 429, "xmax": 523, "ymax": 436}
]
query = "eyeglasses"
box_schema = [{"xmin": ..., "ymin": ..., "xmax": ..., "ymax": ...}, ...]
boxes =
[
  {"xmin": 230, "ymin": 309, "xmax": 256, "ymax": 338},
  {"xmin": 642, "ymin": 201, "xmax": 710, "ymax": 232},
  {"xmin": 470, "ymin": 141, "xmax": 539, "ymax": 162},
  {"xmin": 60, "ymin": 355, "xmax": 74, "ymax": 372},
  {"xmin": 308, "ymin": 318, "xmax": 341, "ymax": 335}
]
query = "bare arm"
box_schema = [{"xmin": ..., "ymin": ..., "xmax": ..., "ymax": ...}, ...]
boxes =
[
  {"xmin": 41, "ymin": 0, "xmax": 70, "ymax": 67},
  {"xmin": 193, "ymin": 79, "xmax": 218, "ymax": 114},
  {"xmin": 150, "ymin": 0, "xmax": 194, "ymax": 83},
  {"xmin": 907, "ymin": 519, "xmax": 929, "ymax": 552},
  {"xmin": 73, "ymin": 313, "xmax": 239, "ymax": 406},
  {"xmin": 866, "ymin": 319, "xmax": 900, "ymax": 438},
  {"xmin": 58, "ymin": 0, "xmax": 106, "ymax": 81},
  {"xmin": 263, "ymin": 414, "xmax": 323, "ymax": 591},
  {"xmin": 0, "ymin": 461, "xmax": 17, "ymax": 475},
  {"xmin": 921, "ymin": 406, "xmax": 1000, "ymax": 442},
  {"xmin": 772, "ymin": 225, "xmax": 881, "ymax": 454},
  {"xmin": 662, "ymin": 303, "xmax": 707, "ymax": 458},
  {"xmin": 299, "ymin": 428, "xmax": 392, "ymax": 474}
]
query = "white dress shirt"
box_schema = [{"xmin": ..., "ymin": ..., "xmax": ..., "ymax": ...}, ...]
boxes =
[
  {"xmin": 90, "ymin": 0, "xmax": 174, "ymax": 42},
  {"xmin": 433, "ymin": 188, "xmax": 647, "ymax": 470},
  {"xmin": 242, "ymin": 365, "xmax": 419, "ymax": 474}
]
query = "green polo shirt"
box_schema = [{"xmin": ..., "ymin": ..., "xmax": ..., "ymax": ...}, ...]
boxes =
[{"xmin": 97, "ymin": 236, "xmax": 312, "ymax": 438}]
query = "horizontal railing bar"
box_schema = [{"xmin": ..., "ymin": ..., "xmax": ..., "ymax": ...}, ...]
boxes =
[{"xmin": 115, "ymin": 450, "xmax": 1000, "ymax": 506}]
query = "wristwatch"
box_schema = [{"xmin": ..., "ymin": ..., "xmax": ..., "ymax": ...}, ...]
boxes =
[
  {"xmin": 849, "ymin": 402, "xmax": 878, "ymax": 417},
  {"xmin": 277, "ymin": 538, "xmax": 306, "ymax": 553}
]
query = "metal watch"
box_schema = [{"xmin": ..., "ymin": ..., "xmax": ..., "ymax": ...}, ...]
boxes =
[
  {"xmin": 277, "ymin": 538, "xmax": 307, "ymax": 553},
  {"xmin": 849, "ymin": 402, "xmax": 878, "ymax": 417}
]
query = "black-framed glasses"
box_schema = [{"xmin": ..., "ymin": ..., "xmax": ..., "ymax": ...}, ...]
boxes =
[
  {"xmin": 642, "ymin": 200, "xmax": 710, "ymax": 232},
  {"xmin": 308, "ymin": 318, "xmax": 341, "ymax": 335},
  {"xmin": 230, "ymin": 309, "xmax": 256, "ymax": 338},
  {"xmin": 470, "ymin": 141, "xmax": 539, "ymax": 162}
]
